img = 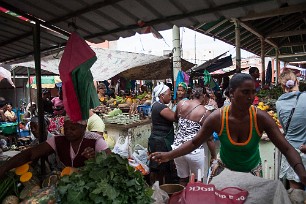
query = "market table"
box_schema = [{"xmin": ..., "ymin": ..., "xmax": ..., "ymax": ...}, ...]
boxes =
[{"xmin": 105, "ymin": 118, "xmax": 151, "ymax": 151}]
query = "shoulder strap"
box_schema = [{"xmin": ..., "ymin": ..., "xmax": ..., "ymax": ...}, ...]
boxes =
[
  {"xmin": 285, "ymin": 92, "xmax": 302, "ymax": 134},
  {"xmin": 184, "ymin": 104, "xmax": 201, "ymax": 118}
]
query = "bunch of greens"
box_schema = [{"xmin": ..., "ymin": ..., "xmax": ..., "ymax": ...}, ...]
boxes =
[
  {"xmin": 57, "ymin": 152, "xmax": 153, "ymax": 204},
  {"xmin": 0, "ymin": 172, "xmax": 19, "ymax": 201},
  {"xmin": 257, "ymin": 85, "xmax": 283, "ymax": 99}
]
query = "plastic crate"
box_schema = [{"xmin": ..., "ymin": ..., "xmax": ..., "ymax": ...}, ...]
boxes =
[
  {"xmin": 0, "ymin": 122, "xmax": 17, "ymax": 135},
  {"xmin": 18, "ymin": 130, "xmax": 30, "ymax": 137},
  {"xmin": 137, "ymin": 105, "xmax": 151, "ymax": 116}
]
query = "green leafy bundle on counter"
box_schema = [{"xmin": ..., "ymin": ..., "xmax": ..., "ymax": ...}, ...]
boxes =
[
  {"xmin": 57, "ymin": 152, "xmax": 153, "ymax": 204},
  {"xmin": 108, "ymin": 108, "xmax": 122, "ymax": 117},
  {"xmin": 0, "ymin": 172, "xmax": 19, "ymax": 202}
]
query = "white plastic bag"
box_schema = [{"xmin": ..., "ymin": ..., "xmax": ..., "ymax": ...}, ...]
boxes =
[
  {"xmin": 151, "ymin": 181, "xmax": 169, "ymax": 204},
  {"xmin": 132, "ymin": 144, "xmax": 148, "ymax": 165},
  {"xmin": 112, "ymin": 136, "xmax": 130, "ymax": 158},
  {"xmin": 128, "ymin": 156, "xmax": 150, "ymax": 175}
]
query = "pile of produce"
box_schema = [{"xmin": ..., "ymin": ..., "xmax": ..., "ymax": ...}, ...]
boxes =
[
  {"xmin": 93, "ymin": 104, "xmax": 109, "ymax": 114},
  {"xmin": 256, "ymin": 85, "xmax": 283, "ymax": 112},
  {"xmin": 0, "ymin": 172, "xmax": 19, "ymax": 202},
  {"xmin": 57, "ymin": 152, "xmax": 153, "ymax": 204},
  {"xmin": 257, "ymin": 102, "xmax": 281, "ymax": 128},
  {"xmin": 267, "ymin": 110, "xmax": 281, "ymax": 128},
  {"xmin": 256, "ymin": 85, "xmax": 283, "ymax": 100},
  {"xmin": 299, "ymin": 81, "xmax": 306, "ymax": 92}
]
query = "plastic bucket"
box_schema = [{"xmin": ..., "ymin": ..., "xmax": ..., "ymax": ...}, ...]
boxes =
[{"xmin": 159, "ymin": 184, "xmax": 185, "ymax": 196}]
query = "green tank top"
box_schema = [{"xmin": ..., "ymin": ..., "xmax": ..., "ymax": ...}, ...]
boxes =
[{"xmin": 219, "ymin": 105, "xmax": 262, "ymax": 172}]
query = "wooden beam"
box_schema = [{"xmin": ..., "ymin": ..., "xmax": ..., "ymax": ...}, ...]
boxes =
[
  {"xmin": 267, "ymin": 52, "xmax": 306, "ymax": 58},
  {"xmin": 261, "ymin": 38, "xmax": 265, "ymax": 85},
  {"xmin": 203, "ymin": 19, "xmax": 228, "ymax": 33},
  {"xmin": 280, "ymin": 41, "xmax": 306, "ymax": 47},
  {"xmin": 0, "ymin": 1, "xmax": 70, "ymax": 37},
  {"xmin": 87, "ymin": 0, "xmax": 273, "ymax": 40},
  {"xmin": 302, "ymin": 35, "xmax": 306, "ymax": 52},
  {"xmin": 238, "ymin": 20, "xmax": 278, "ymax": 48},
  {"xmin": 277, "ymin": 52, "xmax": 306, "ymax": 58},
  {"xmin": 266, "ymin": 29, "xmax": 306, "ymax": 38},
  {"xmin": 213, "ymin": 24, "xmax": 233, "ymax": 36},
  {"xmin": 241, "ymin": 3, "xmax": 306, "ymax": 21}
]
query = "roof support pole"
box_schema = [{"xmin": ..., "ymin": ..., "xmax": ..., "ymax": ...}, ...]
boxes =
[
  {"xmin": 233, "ymin": 19, "xmax": 241, "ymax": 73},
  {"xmin": 261, "ymin": 38, "xmax": 265, "ymax": 85},
  {"xmin": 275, "ymin": 48, "xmax": 280, "ymax": 84},
  {"xmin": 172, "ymin": 25, "xmax": 181, "ymax": 87},
  {"xmin": 27, "ymin": 68, "xmax": 33, "ymax": 113},
  {"xmin": 33, "ymin": 21, "xmax": 46, "ymax": 177}
]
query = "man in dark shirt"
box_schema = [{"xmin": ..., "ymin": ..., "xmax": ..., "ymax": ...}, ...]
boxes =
[
  {"xmin": 249, "ymin": 67, "xmax": 261, "ymax": 92},
  {"xmin": 42, "ymin": 89, "xmax": 53, "ymax": 115}
]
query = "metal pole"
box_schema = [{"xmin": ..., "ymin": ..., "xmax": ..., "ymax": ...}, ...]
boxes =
[
  {"xmin": 27, "ymin": 68, "xmax": 33, "ymax": 116},
  {"xmin": 261, "ymin": 38, "xmax": 265, "ymax": 85},
  {"xmin": 233, "ymin": 19, "xmax": 241, "ymax": 73},
  {"xmin": 12, "ymin": 70, "xmax": 17, "ymax": 110},
  {"xmin": 172, "ymin": 25, "xmax": 181, "ymax": 87},
  {"xmin": 275, "ymin": 48, "xmax": 280, "ymax": 84},
  {"xmin": 33, "ymin": 21, "xmax": 46, "ymax": 176},
  {"xmin": 13, "ymin": 70, "xmax": 20, "ymax": 139}
]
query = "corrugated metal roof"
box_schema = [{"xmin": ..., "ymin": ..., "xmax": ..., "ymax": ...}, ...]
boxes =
[
  {"xmin": 1, "ymin": 0, "xmax": 305, "ymax": 63},
  {"xmin": 195, "ymin": 0, "xmax": 306, "ymax": 62}
]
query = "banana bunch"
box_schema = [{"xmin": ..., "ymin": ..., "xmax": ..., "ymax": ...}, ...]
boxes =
[
  {"xmin": 257, "ymin": 102, "xmax": 270, "ymax": 111},
  {"xmin": 267, "ymin": 110, "xmax": 281, "ymax": 127}
]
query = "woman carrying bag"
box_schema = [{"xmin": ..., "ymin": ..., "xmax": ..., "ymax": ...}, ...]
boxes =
[{"xmin": 276, "ymin": 70, "xmax": 306, "ymax": 190}]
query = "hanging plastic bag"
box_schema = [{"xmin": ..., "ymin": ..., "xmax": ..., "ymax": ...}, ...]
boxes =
[
  {"xmin": 112, "ymin": 136, "xmax": 130, "ymax": 158},
  {"xmin": 151, "ymin": 181, "xmax": 169, "ymax": 204}
]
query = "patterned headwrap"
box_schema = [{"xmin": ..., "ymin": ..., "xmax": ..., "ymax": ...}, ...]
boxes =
[{"xmin": 178, "ymin": 82, "xmax": 187, "ymax": 90}]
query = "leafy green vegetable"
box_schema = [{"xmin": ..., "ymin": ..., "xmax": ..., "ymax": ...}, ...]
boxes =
[
  {"xmin": 57, "ymin": 152, "xmax": 153, "ymax": 204},
  {"xmin": 0, "ymin": 172, "xmax": 19, "ymax": 201}
]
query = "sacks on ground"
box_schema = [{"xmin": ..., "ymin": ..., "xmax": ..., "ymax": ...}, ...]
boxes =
[{"xmin": 211, "ymin": 169, "xmax": 291, "ymax": 204}]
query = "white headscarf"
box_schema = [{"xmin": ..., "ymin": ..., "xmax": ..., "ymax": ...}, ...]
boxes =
[{"xmin": 151, "ymin": 82, "xmax": 170, "ymax": 104}]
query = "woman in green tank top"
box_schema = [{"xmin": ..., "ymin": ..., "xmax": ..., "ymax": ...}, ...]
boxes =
[{"xmin": 151, "ymin": 73, "xmax": 306, "ymax": 186}]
